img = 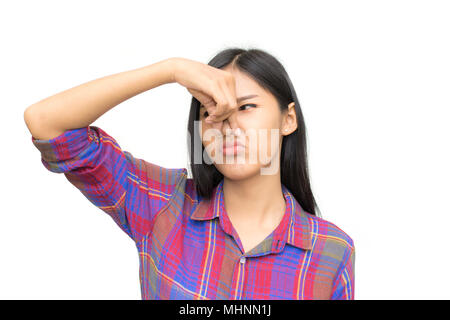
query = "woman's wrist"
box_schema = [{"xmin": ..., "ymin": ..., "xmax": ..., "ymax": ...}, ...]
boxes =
[{"xmin": 163, "ymin": 57, "xmax": 179, "ymax": 84}]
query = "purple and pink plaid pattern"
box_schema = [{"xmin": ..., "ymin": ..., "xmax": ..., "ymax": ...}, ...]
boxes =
[{"xmin": 31, "ymin": 125, "xmax": 355, "ymax": 300}]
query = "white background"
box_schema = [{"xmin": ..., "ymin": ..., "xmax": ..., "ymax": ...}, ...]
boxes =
[{"xmin": 1, "ymin": 0, "xmax": 449, "ymax": 299}]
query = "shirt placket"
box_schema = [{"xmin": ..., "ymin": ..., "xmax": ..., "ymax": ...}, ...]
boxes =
[
  {"xmin": 230, "ymin": 254, "xmax": 247, "ymax": 299},
  {"xmin": 217, "ymin": 190, "xmax": 248, "ymax": 300},
  {"xmin": 220, "ymin": 214, "xmax": 248, "ymax": 299}
]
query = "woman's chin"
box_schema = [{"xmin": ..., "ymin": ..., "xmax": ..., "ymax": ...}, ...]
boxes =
[{"xmin": 215, "ymin": 162, "xmax": 262, "ymax": 180}]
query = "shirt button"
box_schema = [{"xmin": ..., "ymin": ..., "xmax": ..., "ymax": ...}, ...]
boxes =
[{"xmin": 240, "ymin": 256, "xmax": 246, "ymax": 264}]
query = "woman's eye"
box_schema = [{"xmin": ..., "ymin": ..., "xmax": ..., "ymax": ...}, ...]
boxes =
[
  {"xmin": 239, "ymin": 104, "xmax": 256, "ymax": 111},
  {"xmin": 202, "ymin": 104, "xmax": 255, "ymax": 118}
]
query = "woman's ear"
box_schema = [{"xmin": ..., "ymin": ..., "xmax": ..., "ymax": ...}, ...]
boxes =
[{"xmin": 282, "ymin": 102, "xmax": 298, "ymax": 135}]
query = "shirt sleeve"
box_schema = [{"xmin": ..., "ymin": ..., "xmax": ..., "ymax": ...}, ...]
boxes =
[
  {"xmin": 330, "ymin": 245, "xmax": 355, "ymax": 300},
  {"xmin": 31, "ymin": 125, "xmax": 186, "ymax": 244}
]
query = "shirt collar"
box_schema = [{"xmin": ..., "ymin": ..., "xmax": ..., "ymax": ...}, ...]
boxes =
[{"xmin": 190, "ymin": 179, "xmax": 312, "ymax": 251}]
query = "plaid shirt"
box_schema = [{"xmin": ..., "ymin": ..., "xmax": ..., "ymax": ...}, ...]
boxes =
[{"xmin": 31, "ymin": 125, "xmax": 355, "ymax": 300}]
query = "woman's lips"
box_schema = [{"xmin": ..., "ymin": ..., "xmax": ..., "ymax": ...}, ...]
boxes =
[{"xmin": 222, "ymin": 140, "xmax": 245, "ymax": 155}]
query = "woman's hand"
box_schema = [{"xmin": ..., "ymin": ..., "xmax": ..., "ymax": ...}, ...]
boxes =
[{"xmin": 171, "ymin": 57, "xmax": 239, "ymax": 130}]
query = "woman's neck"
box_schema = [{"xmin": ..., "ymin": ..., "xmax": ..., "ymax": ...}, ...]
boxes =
[{"xmin": 222, "ymin": 173, "xmax": 286, "ymax": 230}]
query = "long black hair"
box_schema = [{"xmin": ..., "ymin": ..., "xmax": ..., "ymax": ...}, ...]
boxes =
[{"xmin": 187, "ymin": 47, "xmax": 321, "ymax": 217}]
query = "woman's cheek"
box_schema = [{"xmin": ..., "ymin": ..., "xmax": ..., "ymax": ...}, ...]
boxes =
[
  {"xmin": 257, "ymin": 127, "xmax": 281, "ymax": 165},
  {"xmin": 202, "ymin": 134, "xmax": 221, "ymax": 160}
]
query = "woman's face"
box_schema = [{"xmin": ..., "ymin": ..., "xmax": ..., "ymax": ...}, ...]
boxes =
[{"xmin": 199, "ymin": 65, "xmax": 297, "ymax": 180}]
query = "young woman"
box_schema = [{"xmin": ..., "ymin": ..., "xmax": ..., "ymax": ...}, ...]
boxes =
[{"xmin": 25, "ymin": 48, "xmax": 355, "ymax": 300}]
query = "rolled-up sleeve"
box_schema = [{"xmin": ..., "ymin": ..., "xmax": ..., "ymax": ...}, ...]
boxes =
[{"xmin": 31, "ymin": 125, "xmax": 185, "ymax": 244}]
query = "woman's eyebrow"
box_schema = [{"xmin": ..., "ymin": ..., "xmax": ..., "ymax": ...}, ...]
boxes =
[{"xmin": 237, "ymin": 94, "xmax": 258, "ymax": 102}]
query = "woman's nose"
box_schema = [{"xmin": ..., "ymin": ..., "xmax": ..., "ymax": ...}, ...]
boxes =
[{"xmin": 221, "ymin": 112, "xmax": 240, "ymax": 136}]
